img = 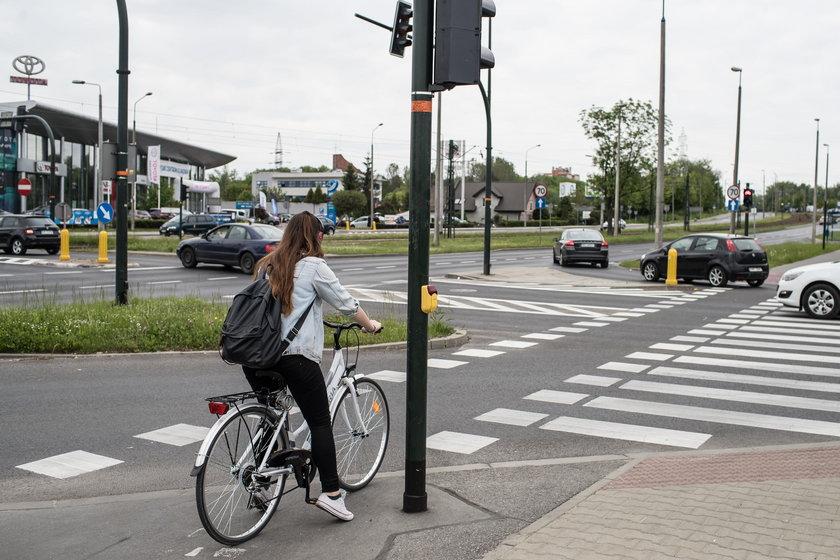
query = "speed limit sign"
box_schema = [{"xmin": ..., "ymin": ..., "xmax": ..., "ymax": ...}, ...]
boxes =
[
  {"xmin": 727, "ymin": 184, "xmax": 740, "ymax": 200},
  {"xmin": 533, "ymin": 184, "xmax": 547, "ymax": 198}
]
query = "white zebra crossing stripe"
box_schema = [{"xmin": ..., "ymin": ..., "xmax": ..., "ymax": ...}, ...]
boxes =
[
  {"xmin": 565, "ymin": 374, "xmax": 622, "ymax": 387},
  {"xmin": 490, "ymin": 340, "xmax": 538, "ymax": 349},
  {"xmin": 754, "ymin": 318, "xmax": 840, "ymax": 331},
  {"xmin": 550, "ymin": 326, "xmax": 588, "ymax": 333},
  {"xmin": 670, "ymin": 336, "xmax": 709, "ymax": 343},
  {"xmin": 598, "ymin": 362, "xmax": 650, "ymax": 373},
  {"xmin": 573, "ymin": 321, "xmax": 610, "ymax": 327},
  {"xmin": 692, "ymin": 345, "xmax": 840, "ymax": 364},
  {"xmin": 521, "ymin": 333, "xmax": 565, "ymax": 340},
  {"xmin": 524, "ymin": 389, "xmax": 589, "ymax": 404},
  {"xmin": 625, "ymin": 352, "xmax": 673, "ymax": 361},
  {"xmin": 687, "ymin": 329, "xmax": 726, "ymax": 336},
  {"xmin": 739, "ymin": 325, "xmax": 840, "ymax": 337},
  {"xmin": 674, "ymin": 355, "xmax": 840, "ymax": 377},
  {"xmin": 428, "ymin": 358, "xmax": 469, "ymax": 369},
  {"xmin": 723, "ymin": 330, "xmax": 840, "ymax": 346},
  {"xmin": 710, "ymin": 337, "xmax": 840, "ymax": 355},
  {"xmin": 613, "ymin": 312, "xmax": 645, "ymax": 317},
  {"xmin": 649, "ymin": 343, "xmax": 694, "ymax": 351},
  {"xmin": 452, "ymin": 348, "xmax": 507, "ymax": 358},
  {"xmin": 539, "ymin": 416, "xmax": 711, "ymax": 449},
  {"xmin": 620, "ymin": 380, "xmax": 840, "ymax": 413},
  {"xmin": 134, "ymin": 424, "xmax": 209, "ymax": 446},
  {"xmin": 426, "ymin": 431, "xmax": 498, "ymax": 454},
  {"xmin": 17, "ymin": 451, "xmax": 123, "ymax": 479},
  {"xmin": 585, "ymin": 396, "xmax": 840, "ymax": 438},
  {"xmin": 366, "ymin": 370, "xmax": 406, "ymax": 382},
  {"xmin": 475, "ymin": 408, "xmax": 548, "ymax": 426},
  {"xmin": 648, "ymin": 365, "xmax": 840, "ymax": 395}
]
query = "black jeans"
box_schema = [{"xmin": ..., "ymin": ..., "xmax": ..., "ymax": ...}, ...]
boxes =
[{"xmin": 243, "ymin": 355, "xmax": 339, "ymax": 493}]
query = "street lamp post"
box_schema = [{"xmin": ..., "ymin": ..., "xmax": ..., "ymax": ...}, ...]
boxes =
[
  {"xmin": 823, "ymin": 143, "xmax": 829, "ymax": 249},
  {"xmin": 72, "ymin": 80, "xmax": 103, "ymax": 230},
  {"xmin": 812, "ymin": 118, "xmax": 820, "ymax": 243},
  {"xmin": 613, "ymin": 106, "xmax": 622, "ymax": 235},
  {"xmin": 524, "ymin": 144, "xmax": 540, "ymax": 227},
  {"xmin": 370, "ymin": 122, "xmax": 383, "ymax": 227},
  {"xmin": 132, "ymin": 92, "xmax": 152, "ymax": 231},
  {"xmin": 730, "ymin": 67, "xmax": 742, "ymax": 235}
]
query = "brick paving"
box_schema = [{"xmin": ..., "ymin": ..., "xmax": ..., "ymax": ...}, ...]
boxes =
[{"xmin": 483, "ymin": 445, "xmax": 840, "ymax": 560}]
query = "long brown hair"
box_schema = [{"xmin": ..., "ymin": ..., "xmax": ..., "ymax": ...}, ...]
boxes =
[{"xmin": 255, "ymin": 212, "xmax": 324, "ymax": 314}]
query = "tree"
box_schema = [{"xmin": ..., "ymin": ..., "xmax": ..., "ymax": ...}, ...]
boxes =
[
  {"xmin": 331, "ymin": 190, "xmax": 367, "ymax": 218},
  {"xmin": 209, "ymin": 167, "xmax": 252, "ymax": 201},
  {"xmin": 343, "ymin": 165, "xmax": 361, "ymax": 192},
  {"xmin": 470, "ymin": 156, "xmax": 522, "ymax": 182},
  {"xmin": 663, "ymin": 159, "xmax": 723, "ymax": 222},
  {"xmin": 580, "ymin": 98, "xmax": 670, "ymax": 225},
  {"xmin": 383, "ymin": 163, "xmax": 404, "ymax": 196}
]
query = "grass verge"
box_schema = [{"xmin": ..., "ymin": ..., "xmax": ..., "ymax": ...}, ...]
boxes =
[{"xmin": 0, "ymin": 297, "xmax": 454, "ymax": 354}]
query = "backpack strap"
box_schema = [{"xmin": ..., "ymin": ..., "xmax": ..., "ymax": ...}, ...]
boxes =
[{"xmin": 282, "ymin": 299, "xmax": 316, "ymax": 346}]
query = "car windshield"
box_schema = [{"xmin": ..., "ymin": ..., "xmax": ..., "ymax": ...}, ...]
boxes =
[
  {"xmin": 25, "ymin": 217, "xmax": 56, "ymax": 227},
  {"xmin": 250, "ymin": 224, "xmax": 283, "ymax": 239},
  {"xmin": 565, "ymin": 230, "xmax": 602, "ymax": 241},
  {"xmin": 732, "ymin": 238, "xmax": 762, "ymax": 251}
]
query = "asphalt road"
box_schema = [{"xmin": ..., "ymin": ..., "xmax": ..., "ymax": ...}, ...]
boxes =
[{"xmin": 2, "ymin": 222, "xmax": 838, "ymax": 559}]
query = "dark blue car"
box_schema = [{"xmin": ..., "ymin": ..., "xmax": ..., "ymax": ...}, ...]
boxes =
[{"xmin": 176, "ymin": 223, "xmax": 283, "ymax": 275}]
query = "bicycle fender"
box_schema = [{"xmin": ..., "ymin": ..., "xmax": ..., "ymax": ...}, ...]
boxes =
[{"xmin": 191, "ymin": 402, "xmax": 268, "ymax": 474}]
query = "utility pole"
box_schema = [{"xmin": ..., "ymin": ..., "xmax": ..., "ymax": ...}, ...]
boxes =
[
  {"xmin": 654, "ymin": 1, "xmax": 666, "ymax": 247},
  {"xmin": 115, "ymin": 0, "xmax": 130, "ymax": 305}
]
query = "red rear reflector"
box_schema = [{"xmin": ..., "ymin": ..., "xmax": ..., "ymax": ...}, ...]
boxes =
[
  {"xmin": 601, "ymin": 241, "xmax": 609, "ymax": 247},
  {"xmin": 265, "ymin": 244, "xmax": 274, "ymax": 252},
  {"xmin": 209, "ymin": 402, "xmax": 229, "ymax": 415},
  {"xmin": 726, "ymin": 239, "xmax": 737, "ymax": 252}
]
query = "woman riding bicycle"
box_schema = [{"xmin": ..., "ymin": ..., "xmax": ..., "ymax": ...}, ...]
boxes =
[{"xmin": 243, "ymin": 211, "xmax": 381, "ymax": 521}]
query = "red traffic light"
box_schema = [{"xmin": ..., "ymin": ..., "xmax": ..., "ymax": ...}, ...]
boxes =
[{"xmin": 743, "ymin": 189, "xmax": 753, "ymax": 196}]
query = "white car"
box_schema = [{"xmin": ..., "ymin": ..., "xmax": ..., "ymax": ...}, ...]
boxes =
[
  {"xmin": 601, "ymin": 219, "xmax": 627, "ymax": 230},
  {"xmin": 775, "ymin": 261, "xmax": 840, "ymax": 319}
]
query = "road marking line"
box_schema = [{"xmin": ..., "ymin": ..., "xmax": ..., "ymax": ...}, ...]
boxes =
[
  {"xmin": 79, "ymin": 284, "xmax": 115, "ymax": 290},
  {"xmin": 16, "ymin": 450, "xmax": 123, "ymax": 479},
  {"xmin": 45, "ymin": 271, "xmax": 83, "ymax": 275},
  {"xmin": 426, "ymin": 431, "xmax": 497, "ymax": 454},
  {"xmin": 693, "ymin": 345, "xmax": 840, "ymax": 364},
  {"xmin": 711, "ymin": 337, "xmax": 840, "ymax": 355},
  {"xmin": 573, "ymin": 321, "xmax": 610, "ymax": 327},
  {"xmin": 342, "ymin": 268, "xmax": 364, "ymax": 271},
  {"xmin": 523, "ymin": 389, "xmax": 588, "ymax": 404},
  {"xmin": 365, "ymin": 370, "xmax": 406, "ymax": 382},
  {"xmin": 598, "ymin": 361, "xmax": 650, "ymax": 373},
  {"xmin": 134, "ymin": 423, "xmax": 209, "ymax": 446},
  {"xmin": 702, "ymin": 323, "xmax": 736, "ymax": 330},
  {"xmin": 0, "ymin": 288, "xmax": 46, "ymax": 294},
  {"xmin": 649, "ymin": 366, "xmax": 840, "ymax": 395},
  {"xmin": 645, "ymin": 304, "xmax": 674, "ymax": 309},
  {"xmin": 550, "ymin": 327, "xmax": 588, "ymax": 333},
  {"xmin": 650, "ymin": 343, "xmax": 694, "ymax": 351},
  {"xmin": 521, "ymin": 333, "xmax": 564, "ymax": 340},
  {"xmin": 613, "ymin": 312, "xmax": 645, "ymax": 317},
  {"xmin": 206, "ymin": 276, "xmax": 239, "ymax": 281},
  {"xmin": 752, "ymin": 319, "xmax": 840, "ymax": 332},
  {"xmin": 670, "ymin": 336, "xmax": 709, "ymax": 343},
  {"xmin": 539, "ymin": 416, "xmax": 711, "ymax": 449},
  {"xmin": 565, "ymin": 374, "xmax": 622, "ymax": 387},
  {"xmin": 717, "ymin": 318, "xmax": 751, "ymax": 324},
  {"xmin": 375, "ymin": 265, "xmax": 396, "ymax": 269},
  {"xmin": 674, "ymin": 355, "xmax": 840, "ymax": 377},
  {"xmin": 739, "ymin": 325, "xmax": 840, "ymax": 337},
  {"xmin": 723, "ymin": 330, "xmax": 840, "ymax": 345},
  {"xmin": 625, "ymin": 351, "xmax": 673, "ymax": 361},
  {"xmin": 452, "ymin": 349, "xmax": 506, "ymax": 358},
  {"xmin": 490, "ymin": 340, "xmax": 538, "ymax": 349},
  {"xmin": 428, "ymin": 358, "xmax": 469, "ymax": 369},
  {"xmin": 621, "ymin": 380, "xmax": 840, "ymax": 413},
  {"xmin": 687, "ymin": 329, "xmax": 726, "ymax": 336},
  {"xmin": 475, "ymin": 408, "xmax": 548, "ymax": 426},
  {"xmin": 586, "ymin": 396, "xmax": 840, "ymax": 437},
  {"xmin": 147, "ymin": 280, "xmax": 181, "ymax": 285}
]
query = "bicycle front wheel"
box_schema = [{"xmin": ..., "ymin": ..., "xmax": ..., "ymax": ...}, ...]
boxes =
[
  {"xmin": 196, "ymin": 406, "xmax": 287, "ymax": 545},
  {"xmin": 332, "ymin": 378, "xmax": 390, "ymax": 491}
]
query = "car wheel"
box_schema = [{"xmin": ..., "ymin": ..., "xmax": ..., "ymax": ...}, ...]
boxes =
[
  {"xmin": 552, "ymin": 249, "xmax": 559, "ymax": 264},
  {"xmin": 801, "ymin": 283, "xmax": 839, "ymax": 319},
  {"xmin": 601, "ymin": 259, "xmax": 609, "ymax": 268},
  {"xmin": 179, "ymin": 247, "xmax": 197, "ymax": 268},
  {"xmin": 327, "ymin": 227, "xmax": 335, "ymax": 236},
  {"xmin": 747, "ymin": 279, "xmax": 764, "ymax": 288},
  {"xmin": 10, "ymin": 238, "xmax": 26, "ymax": 256},
  {"xmin": 239, "ymin": 252, "xmax": 256, "ymax": 275},
  {"xmin": 707, "ymin": 265, "xmax": 728, "ymax": 287},
  {"xmin": 560, "ymin": 254, "xmax": 568, "ymax": 267},
  {"xmin": 46, "ymin": 247, "xmax": 59, "ymax": 255},
  {"xmin": 641, "ymin": 261, "xmax": 659, "ymax": 282}
]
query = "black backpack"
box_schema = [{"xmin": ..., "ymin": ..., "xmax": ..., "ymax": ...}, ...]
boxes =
[{"xmin": 219, "ymin": 268, "xmax": 313, "ymax": 369}]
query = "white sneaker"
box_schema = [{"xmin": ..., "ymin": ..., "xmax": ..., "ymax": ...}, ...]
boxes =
[{"xmin": 315, "ymin": 490, "xmax": 353, "ymax": 521}]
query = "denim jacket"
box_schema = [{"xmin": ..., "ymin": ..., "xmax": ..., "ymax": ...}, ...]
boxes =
[{"xmin": 280, "ymin": 257, "xmax": 359, "ymax": 363}]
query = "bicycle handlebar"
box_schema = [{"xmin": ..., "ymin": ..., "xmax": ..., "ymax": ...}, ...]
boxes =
[{"xmin": 323, "ymin": 320, "xmax": 383, "ymax": 334}]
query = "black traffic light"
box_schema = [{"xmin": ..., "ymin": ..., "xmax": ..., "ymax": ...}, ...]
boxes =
[
  {"xmin": 743, "ymin": 185, "xmax": 753, "ymax": 208},
  {"xmin": 389, "ymin": 0, "xmax": 413, "ymax": 58},
  {"xmin": 180, "ymin": 181, "xmax": 188, "ymax": 202},
  {"xmin": 14, "ymin": 105, "xmax": 27, "ymax": 133},
  {"xmin": 433, "ymin": 0, "xmax": 496, "ymax": 89}
]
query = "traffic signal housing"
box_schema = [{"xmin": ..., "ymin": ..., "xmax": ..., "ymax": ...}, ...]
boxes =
[
  {"xmin": 433, "ymin": 0, "xmax": 496, "ymax": 89},
  {"xmin": 180, "ymin": 181, "xmax": 188, "ymax": 202},
  {"xmin": 14, "ymin": 105, "xmax": 27, "ymax": 133},
  {"xmin": 743, "ymin": 185, "xmax": 753, "ymax": 209},
  {"xmin": 389, "ymin": 0, "xmax": 413, "ymax": 58}
]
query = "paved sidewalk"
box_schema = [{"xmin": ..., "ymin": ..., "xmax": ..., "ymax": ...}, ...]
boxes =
[{"xmin": 482, "ymin": 444, "xmax": 840, "ymax": 560}]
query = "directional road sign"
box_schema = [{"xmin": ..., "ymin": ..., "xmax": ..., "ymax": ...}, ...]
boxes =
[
  {"xmin": 726, "ymin": 199, "xmax": 739, "ymax": 212},
  {"xmin": 96, "ymin": 202, "xmax": 114, "ymax": 224},
  {"xmin": 535, "ymin": 197, "xmax": 547, "ymax": 209}
]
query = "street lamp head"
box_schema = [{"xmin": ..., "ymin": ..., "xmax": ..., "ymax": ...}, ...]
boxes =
[
  {"xmin": 731, "ymin": 66, "xmax": 742, "ymax": 72},
  {"xmin": 72, "ymin": 80, "xmax": 85, "ymax": 84}
]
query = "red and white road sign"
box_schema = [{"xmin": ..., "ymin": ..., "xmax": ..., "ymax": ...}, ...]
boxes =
[
  {"xmin": 533, "ymin": 184, "xmax": 547, "ymax": 198},
  {"xmin": 17, "ymin": 178, "xmax": 32, "ymax": 196}
]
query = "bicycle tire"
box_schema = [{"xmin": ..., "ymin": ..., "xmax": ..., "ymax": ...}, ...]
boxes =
[
  {"xmin": 196, "ymin": 406, "xmax": 287, "ymax": 545},
  {"xmin": 332, "ymin": 378, "xmax": 390, "ymax": 491}
]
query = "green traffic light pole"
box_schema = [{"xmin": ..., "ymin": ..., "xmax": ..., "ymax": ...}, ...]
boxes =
[
  {"xmin": 115, "ymin": 0, "xmax": 130, "ymax": 305},
  {"xmin": 403, "ymin": 0, "xmax": 433, "ymax": 514}
]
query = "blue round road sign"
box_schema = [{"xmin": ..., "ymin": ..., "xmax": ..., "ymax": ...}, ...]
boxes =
[{"xmin": 96, "ymin": 202, "xmax": 114, "ymax": 223}]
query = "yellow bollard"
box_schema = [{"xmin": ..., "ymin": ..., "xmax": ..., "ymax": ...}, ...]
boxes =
[
  {"xmin": 665, "ymin": 248, "xmax": 678, "ymax": 286},
  {"xmin": 97, "ymin": 230, "xmax": 110, "ymax": 263},
  {"xmin": 59, "ymin": 228, "xmax": 70, "ymax": 261},
  {"xmin": 345, "ymin": 219, "xmax": 350, "ymax": 232},
  {"xmin": 372, "ymin": 220, "xmax": 377, "ymax": 232}
]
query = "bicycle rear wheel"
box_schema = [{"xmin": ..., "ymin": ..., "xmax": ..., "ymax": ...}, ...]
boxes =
[
  {"xmin": 332, "ymin": 378, "xmax": 390, "ymax": 491},
  {"xmin": 196, "ymin": 406, "xmax": 287, "ymax": 545}
]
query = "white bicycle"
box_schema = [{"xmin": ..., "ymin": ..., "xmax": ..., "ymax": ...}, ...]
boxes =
[{"xmin": 191, "ymin": 321, "xmax": 390, "ymax": 545}]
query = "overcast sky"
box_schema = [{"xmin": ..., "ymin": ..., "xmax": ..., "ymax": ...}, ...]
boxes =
[{"xmin": 4, "ymin": 1, "xmax": 840, "ymax": 194}]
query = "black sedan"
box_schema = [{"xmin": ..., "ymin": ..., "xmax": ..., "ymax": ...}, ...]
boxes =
[
  {"xmin": 0, "ymin": 214, "xmax": 60, "ymax": 255},
  {"xmin": 176, "ymin": 223, "xmax": 283, "ymax": 275},
  {"xmin": 639, "ymin": 233, "xmax": 769, "ymax": 287},
  {"xmin": 552, "ymin": 228, "xmax": 609, "ymax": 268}
]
